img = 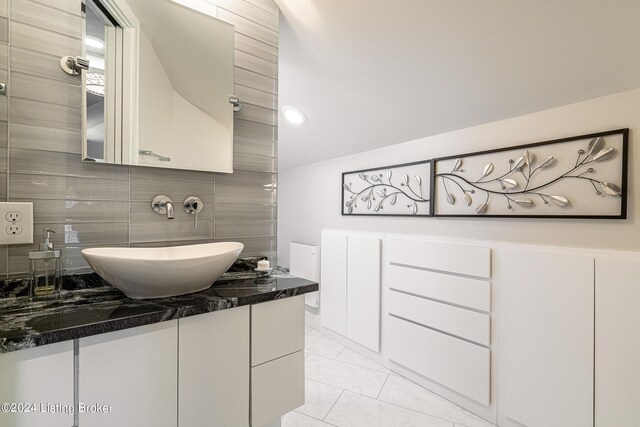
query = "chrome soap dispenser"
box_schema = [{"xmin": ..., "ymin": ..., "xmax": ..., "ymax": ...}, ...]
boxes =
[{"xmin": 28, "ymin": 228, "xmax": 62, "ymax": 299}]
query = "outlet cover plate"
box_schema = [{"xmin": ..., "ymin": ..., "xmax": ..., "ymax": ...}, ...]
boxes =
[{"xmin": 0, "ymin": 202, "xmax": 33, "ymax": 245}]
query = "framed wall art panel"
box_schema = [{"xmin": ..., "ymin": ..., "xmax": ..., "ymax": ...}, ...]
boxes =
[
  {"xmin": 342, "ymin": 160, "xmax": 433, "ymax": 217},
  {"xmin": 433, "ymin": 129, "xmax": 628, "ymax": 218}
]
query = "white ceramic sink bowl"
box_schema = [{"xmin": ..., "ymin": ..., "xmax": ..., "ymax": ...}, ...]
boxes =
[{"xmin": 81, "ymin": 242, "xmax": 244, "ymax": 299}]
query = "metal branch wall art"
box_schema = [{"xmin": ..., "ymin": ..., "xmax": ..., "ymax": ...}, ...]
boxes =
[
  {"xmin": 342, "ymin": 160, "xmax": 432, "ymax": 216},
  {"xmin": 433, "ymin": 129, "xmax": 627, "ymax": 218},
  {"xmin": 341, "ymin": 129, "xmax": 628, "ymax": 219}
]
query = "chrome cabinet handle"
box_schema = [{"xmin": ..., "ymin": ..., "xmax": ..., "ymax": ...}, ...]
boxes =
[{"xmin": 139, "ymin": 150, "xmax": 171, "ymax": 161}]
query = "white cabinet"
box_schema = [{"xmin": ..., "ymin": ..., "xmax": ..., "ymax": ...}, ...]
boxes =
[
  {"xmin": 320, "ymin": 232, "xmax": 348, "ymax": 335},
  {"xmin": 385, "ymin": 237, "xmax": 492, "ymax": 412},
  {"xmin": 346, "ymin": 234, "xmax": 381, "ymax": 352},
  {"xmin": 0, "ymin": 341, "xmax": 74, "ymax": 427},
  {"xmin": 321, "ymin": 231, "xmax": 381, "ymax": 352},
  {"xmin": 251, "ymin": 295, "xmax": 305, "ymax": 426},
  {"xmin": 387, "ymin": 315, "xmax": 490, "ymax": 405},
  {"xmin": 251, "ymin": 295, "xmax": 304, "ymax": 367},
  {"xmin": 499, "ymin": 248, "xmax": 594, "ymax": 427},
  {"xmin": 251, "ymin": 350, "xmax": 304, "ymax": 427},
  {"xmin": 595, "ymin": 258, "xmax": 640, "ymax": 427},
  {"xmin": 79, "ymin": 320, "xmax": 178, "ymax": 427},
  {"xmin": 179, "ymin": 307, "xmax": 250, "ymax": 427}
]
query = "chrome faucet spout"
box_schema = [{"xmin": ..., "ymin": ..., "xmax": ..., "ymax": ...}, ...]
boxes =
[
  {"xmin": 151, "ymin": 195, "xmax": 176, "ymax": 220},
  {"xmin": 166, "ymin": 201, "xmax": 175, "ymax": 219}
]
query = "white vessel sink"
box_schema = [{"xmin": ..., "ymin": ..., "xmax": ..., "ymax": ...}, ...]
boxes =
[{"xmin": 82, "ymin": 242, "xmax": 244, "ymax": 299}]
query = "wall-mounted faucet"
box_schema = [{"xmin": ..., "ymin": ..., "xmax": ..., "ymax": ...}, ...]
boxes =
[{"xmin": 152, "ymin": 195, "xmax": 175, "ymax": 219}]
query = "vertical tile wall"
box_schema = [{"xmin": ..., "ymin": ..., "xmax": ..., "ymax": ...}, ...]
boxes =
[{"xmin": 1, "ymin": 0, "xmax": 278, "ymax": 279}]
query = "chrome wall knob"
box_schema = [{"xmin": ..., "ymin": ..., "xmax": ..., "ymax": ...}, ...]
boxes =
[{"xmin": 183, "ymin": 196, "xmax": 203, "ymax": 215}]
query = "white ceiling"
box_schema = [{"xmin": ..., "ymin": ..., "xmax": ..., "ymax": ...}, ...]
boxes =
[{"xmin": 275, "ymin": 0, "xmax": 640, "ymax": 171}]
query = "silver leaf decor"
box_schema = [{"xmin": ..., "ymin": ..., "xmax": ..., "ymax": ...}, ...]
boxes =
[
  {"xmin": 358, "ymin": 173, "xmax": 366, "ymax": 180},
  {"xmin": 390, "ymin": 194, "xmax": 397, "ymax": 205},
  {"xmin": 463, "ymin": 193, "xmax": 472, "ymax": 206},
  {"xmin": 538, "ymin": 156, "xmax": 554, "ymax": 168},
  {"xmin": 501, "ymin": 179, "xmax": 518, "ymax": 189},
  {"xmin": 550, "ymin": 196, "xmax": 569, "ymax": 207},
  {"xmin": 600, "ymin": 182, "xmax": 621, "ymax": 196},
  {"xmin": 592, "ymin": 147, "xmax": 615, "ymax": 162},
  {"xmin": 524, "ymin": 150, "xmax": 536, "ymax": 167},
  {"xmin": 386, "ymin": 170, "xmax": 392, "ymax": 180},
  {"xmin": 376, "ymin": 190, "xmax": 385, "ymax": 198},
  {"xmin": 411, "ymin": 203, "xmax": 418, "ymax": 215},
  {"xmin": 476, "ymin": 202, "xmax": 488, "ymax": 214},
  {"xmin": 514, "ymin": 199, "xmax": 534, "ymax": 207},
  {"xmin": 453, "ymin": 158, "xmax": 463, "ymax": 172},
  {"xmin": 446, "ymin": 192, "xmax": 455, "ymax": 205},
  {"xmin": 402, "ymin": 173, "xmax": 409, "ymax": 185},
  {"xmin": 342, "ymin": 183, "xmax": 350, "ymax": 191},
  {"xmin": 348, "ymin": 205, "xmax": 353, "ymax": 214},
  {"xmin": 587, "ymin": 137, "xmax": 605, "ymax": 156},
  {"xmin": 480, "ymin": 163, "xmax": 494, "ymax": 180},
  {"xmin": 361, "ymin": 194, "xmax": 369, "ymax": 201},
  {"xmin": 512, "ymin": 156, "xmax": 524, "ymax": 170},
  {"xmin": 367, "ymin": 199, "xmax": 372, "ymax": 209},
  {"xmin": 371, "ymin": 175, "xmax": 380, "ymax": 182},
  {"xmin": 415, "ymin": 175, "xmax": 422, "ymax": 185}
]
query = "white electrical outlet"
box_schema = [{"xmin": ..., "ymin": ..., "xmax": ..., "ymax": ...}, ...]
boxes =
[
  {"xmin": 6, "ymin": 212, "xmax": 23, "ymax": 222},
  {"xmin": 6, "ymin": 224, "xmax": 23, "ymax": 235},
  {"xmin": 0, "ymin": 202, "xmax": 33, "ymax": 245}
]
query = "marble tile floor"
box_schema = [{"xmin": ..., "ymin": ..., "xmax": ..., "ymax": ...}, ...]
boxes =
[{"xmin": 282, "ymin": 326, "xmax": 497, "ymax": 427}]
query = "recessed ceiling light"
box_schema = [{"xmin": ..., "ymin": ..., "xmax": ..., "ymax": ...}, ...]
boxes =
[
  {"xmin": 282, "ymin": 105, "xmax": 306, "ymax": 125},
  {"xmin": 85, "ymin": 36, "xmax": 104, "ymax": 50}
]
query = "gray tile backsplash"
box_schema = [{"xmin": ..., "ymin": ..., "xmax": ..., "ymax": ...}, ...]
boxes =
[
  {"xmin": 1, "ymin": 0, "xmax": 279, "ymax": 279},
  {"xmin": 10, "ymin": 20, "xmax": 81, "ymax": 57},
  {"xmin": 11, "ymin": 71, "xmax": 82, "ymax": 106},
  {"xmin": 10, "ymin": 122, "xmax": 82, "ymax": 153},
  {"xmin": 10, "ymin": 46, "xmax": 81, "ymax": 84},
  {"xmin": 11, "ymin": 0, "xmax": 83, "ymax": 38}
]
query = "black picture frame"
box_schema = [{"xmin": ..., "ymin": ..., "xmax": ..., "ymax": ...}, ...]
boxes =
[
  {"xmin": 431, "ymin": 128, "xmax": 629, "ymax": 219},
  {"xmin": 341, "ymin": 159, "xmax": 434, "ymax": 217}
]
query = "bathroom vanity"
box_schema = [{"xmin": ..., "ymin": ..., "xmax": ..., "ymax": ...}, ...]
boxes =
[{"xmin": 0, "ymin": 271, "xmax": 317, "ymax": 427}]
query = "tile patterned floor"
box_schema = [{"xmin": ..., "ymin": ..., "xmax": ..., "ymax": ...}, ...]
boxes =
[{"xmin": 283, "ymin": 326, "xmax": 497, "ymax": 427}]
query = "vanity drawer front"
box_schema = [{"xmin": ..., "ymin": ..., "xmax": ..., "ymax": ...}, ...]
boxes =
[
  {"xmin": 251, "ymin": 350, "xmax": 305, "ymax": 427},
  {"xmin": 388, "ymin": 290, "xmax": 490, "ymax": 346},
  {"xmin": 387, "ymin": 238, "xmax": 491, "ymax": 279},
  {"xmin": 387, "ymin": 315, "xmax": 490, "ymax": 406},
  {"xmin": 387, "ymin": 264, "xmax": 490, "ymax": 312},
  {"xmin": 251, "ymin": 295, "xmax": 304, "ymax": 366}
]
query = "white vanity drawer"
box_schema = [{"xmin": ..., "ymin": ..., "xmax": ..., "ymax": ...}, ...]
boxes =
[
  {"xmin": 251, "ymin": 350, "xmax": 305, "ymax": 427},
  {"xmin": 387, "ymin": 315, "xmax": 490, "ymax": 406},
  {"xmin": 387, "ymin": 238, "xmax": 491, "ymax": 279},
  {"xmin": 251, "ymin": 295, "xmax": 304, "ymax": 366},
  {"xmin": 388, "ymin": 290, "xmax": 490, "ymax": 346},
  {"xmin": 387, "ymin": 264, "xmax": 490, "ymax": 312}
]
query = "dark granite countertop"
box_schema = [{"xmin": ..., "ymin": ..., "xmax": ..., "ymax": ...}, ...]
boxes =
[{"xmin": 0, "ymin": 269, "xmax": 318, "ymax": 354}]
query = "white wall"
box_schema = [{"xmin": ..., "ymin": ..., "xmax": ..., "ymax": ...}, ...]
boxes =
[{"xmin": 277, "ymin": 88, "xmax": 639, "ymax": 267}]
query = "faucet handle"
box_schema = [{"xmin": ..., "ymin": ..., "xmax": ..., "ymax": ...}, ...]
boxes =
[{"xmin": 183, "ymin": 196, "xmax": 203, "ymax": 229}]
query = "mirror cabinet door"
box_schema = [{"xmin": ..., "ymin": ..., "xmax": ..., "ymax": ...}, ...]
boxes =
[{"xmin": 82, "ymin": 0, "xmax": 236, "ymax": 173}]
